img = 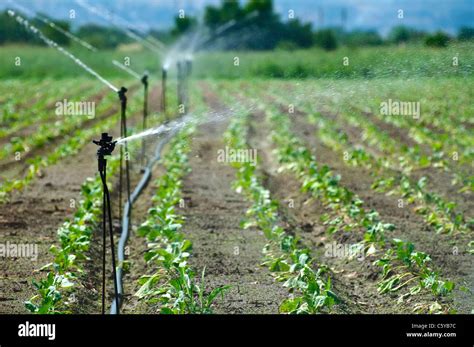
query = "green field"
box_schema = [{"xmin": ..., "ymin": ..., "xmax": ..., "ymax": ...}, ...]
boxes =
[
  {"xmin": 1, "ymin": 42, "xmax": 473, "ymax": 79},
  {"xmin": 0, "ymin": 39, "xmax": 473, "ymax": 320}
]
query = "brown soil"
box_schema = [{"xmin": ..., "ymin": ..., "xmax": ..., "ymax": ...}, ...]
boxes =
[{"xmin": 169, "ymin": 85, "xmax": 288, "ymax": 314}]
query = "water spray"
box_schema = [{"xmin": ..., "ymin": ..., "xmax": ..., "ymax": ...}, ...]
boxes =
[
  {"xmin": 92, "ymin": 133, "xmax": 119, "ymax": 314},
  {"xmin": 7, "ymin": 10, "xmax": 118, "ymax": 92},
  {"xmin": 8, "ymin": 0, "xmax": 97, "ymax": 52},
  {"xmin": 75, "ymin": 0, "xmax": 163, "ymax": 55},
  {"xmin": 195, "ymin": 11, "xmax": 258, "ymax": 50},
  {"xmin": 112, "ymin": 60, "xmax": 141, "ymax": 80}
]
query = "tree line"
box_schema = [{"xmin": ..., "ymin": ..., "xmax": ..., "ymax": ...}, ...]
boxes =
[{"xmin": 1, "ymin": 0, "xmax": 473, "ymax": 50}]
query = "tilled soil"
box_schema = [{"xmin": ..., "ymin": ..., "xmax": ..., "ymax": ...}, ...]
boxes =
[
  {"xmin": 174, "ymin": 86, "xmax": 287, "ymax": 314},
  {"xmin": 0, "ymin": 133, "xmax": 101, "ymax": 313},
  {"xmin": 120, "ymin": 85, "xmax": 288, "ymax": 314}
]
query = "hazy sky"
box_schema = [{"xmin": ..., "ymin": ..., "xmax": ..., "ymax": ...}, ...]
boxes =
[{"xmin": 3, "ymin": 0, "xmax": 474, "ymax": 35}]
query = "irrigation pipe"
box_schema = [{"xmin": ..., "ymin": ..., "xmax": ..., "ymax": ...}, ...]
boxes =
[{"xmin": 110, "ymin": 123, "xmax": 181, "ymax": 314}]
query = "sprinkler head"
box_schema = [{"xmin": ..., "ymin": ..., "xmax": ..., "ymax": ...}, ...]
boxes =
[
  {"xmin": 141, "ymin": 74, "xmax": 148, "ymax": 86},
  {"xmin": 93, "ymin": 132, "xmax": 117, "ymax": 157},
  {"xmin": 118, "ymin": 86, "xmax": 128, "ymax": 102}
]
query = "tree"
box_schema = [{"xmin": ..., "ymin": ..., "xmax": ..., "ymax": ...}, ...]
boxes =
[
  {"xmin": 389, "ymin": 25, "xmax": 410, "ymax": 44},
  {"xmin": 458, "ymin": 27, "xmax": 474, "ymax": 41},
  {"xmin": 282, "ymin": 19, "xmax": 313, "ymax": 48},
  {"xmin": 0, "ymin": 10, "xmax": 37, "ymax": 44},
  {"xmin": 388, "ymin": 25, "xmax": 426, "ymax": 44},
  {"xmin": 343, "ymin": 30, "xmax": 383, "ymax": 47},
  {"xmin": 171, "ymin": 15, "xmax": 197, "ymax": 36},
  {"xmin": 204, "ymin": 0, "xmax": 243, "ymax": 30},
  {"xmin": 76, "ymin": 24, "xmax": 130, "ymax": 49},
  {"xmin": 425, "ymin": 31, "xmax": 450, "ymax": 47},
  {"xmin": 34, "ymin": 14, "xmax": 71, "ymax": 46},
  {"xmin": 314, "ymin": 29, "xmax": 338, "ymax": 51}
]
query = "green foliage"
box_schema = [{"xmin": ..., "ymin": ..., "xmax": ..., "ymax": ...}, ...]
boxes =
[
  {"xmin": 388, "ymin": 25, "xmax": 426, "ymax": 44},
  {"xmin": 343, "ymin": 30, "xmax": 383, "ymax": 47},
  {"xmin": 375, "ymin": 239, "xmax": 455, "ymax": 301},
  {"xmin": 171, "ymin": 15, "xmax": 197, "ymax": 36},
  {"xmin": 25, "ymin": 153, "xmax": 121, "ymax": 313},
  {"xmin": 313, "ymin": 29, "xmax": 338, "ymax": 51},
  {"xmin": 33, "ymin": 14, "xmax": 71, "ymax": 46},
  {"xmin": 425, "ymin": 31, "xmax": 451, "ymax": 47},
  {"xmin": 191, "ymin": 42, "xmax": 473, "ymax": 79},
  {"xmin": 458, "ymin": 26, "xmax": 474, "ymax": 41},
  {"xmin": 220, "ymin": 89, "xmax": 336, "ymax": 314},
  {"xmin": 202, "ymin": 0, "xmax": 312, "ymax": 50},
  {"xmin": 76, "ymin": 24, "xmax": 131, "ymax": 49},
  {"xmin": 0, "ymin": 10, "xmax": 37, "ymax": 44}
]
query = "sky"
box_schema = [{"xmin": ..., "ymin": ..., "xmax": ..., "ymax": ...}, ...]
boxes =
[{"xmin": 3, "ymin": 0, "xmax": 473, "ymax": 35}]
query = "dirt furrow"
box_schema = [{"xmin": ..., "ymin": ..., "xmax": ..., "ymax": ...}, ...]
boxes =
[{"xmin": 175, "ymin": 86, "xmax": 287, "ymax": 314}]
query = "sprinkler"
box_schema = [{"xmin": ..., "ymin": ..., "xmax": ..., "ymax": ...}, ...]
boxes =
[
  {"xmin": 117, "ymin": 87, "xmax": 132, "ymax": 244},
  {"xmin": 141, "ymin": 73, "xmax": 149, "ymax": 167},
  {"xmin": 161, "ymin": 66, "xmax": 167, "ymax": 115},
  {"xmin": 111, "ymin": 61, "xmax": 148, "ymax": 168},
  {"xmin": 93, "ymin": 132, "xmax": 119, "ymax": 314}
]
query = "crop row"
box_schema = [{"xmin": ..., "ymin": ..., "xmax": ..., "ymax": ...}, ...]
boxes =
[
  {"xmin": 218, "ymin": 88, "xmax": 338, "ymax": 314},
  {"xmin": 229, "ymin": 83, "xmax": 456, "ymax": 313},
  {"xmin": 266, "ymin": 87, "xmax": 472, "ymax": 236},
  {"xmin": 269, "ymin": 81, "xmax": 473, "ymax": 194},
  {"xmin": 0, "ymin": 80, "xmax": 99, "ymax": 137},
  {"xmin": 0, "ymin": 87, "xmax": 142, "ymax": 202},
  {"xmin": 135, "ymin": 91, "xmax": 228, "ymax": 313},
  {"xmin": 0, "ymin": 84, "xmax": 135, "ymax": 163},
  {"xmin": 25, "ymin": 149, "xmax": 123, "ymax": 313}
]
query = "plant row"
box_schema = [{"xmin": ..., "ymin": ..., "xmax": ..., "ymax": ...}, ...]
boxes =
[{"xmin": 135, "ymin": 119, "xmax": 228, "ymax": 313}]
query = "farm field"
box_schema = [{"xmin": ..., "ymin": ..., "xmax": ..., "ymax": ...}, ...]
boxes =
[
  {"xmin": 0, "ymin": 2, "xmax": 473, "ymax": 344},
  {"xmin": 1, "ymin": 70, "xmax": 473, "ymax": 315}
]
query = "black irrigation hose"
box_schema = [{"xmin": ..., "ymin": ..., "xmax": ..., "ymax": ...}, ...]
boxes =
[{"xmin": 109, "ymin": 126, "xmax": 180, "ymax": 314}]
